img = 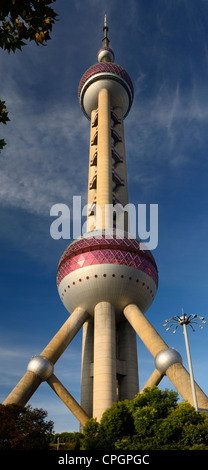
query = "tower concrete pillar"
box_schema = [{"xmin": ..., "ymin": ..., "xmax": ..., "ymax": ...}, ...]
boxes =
[
  {"xmin": 80, "ymin": 318, "xmax": 94, "ymax": 418},
  {"xmin": 93, "ymin": 302, "xmax": 117, "ymax": 421},
  {"xmin": 41, "ymin": 306, "xmax": 88, "ymax": 364},
  {"xmin": 3, "ymin": 371, "xmax": 42, "ymax": 407},
  {"xmin": 123, "ymin": 304, "xmax": 168, "ymax": 356},
  {"xmin": 96, "ymin": 88, "xmax": 112, "ymax": 229},
  {"xmin": 140, "ymin": 369, "xmax": 164, "ymax": 393},
  {"xmin": 47, "ymin": 373, "xmax": 89, "ymax": 426},
  {"xmin": 117, "ymin": 319, "xmax": 139, "ymax": 400},
  {"xmin": 123, "ymin": 304, "xmax": 208, "ymax": 409},
  {"xmin": 166, "ymin": 362, "xmax": 208, "ymax": 410}
]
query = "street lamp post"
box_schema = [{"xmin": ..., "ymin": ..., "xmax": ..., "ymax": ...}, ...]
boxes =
[{"xmin": 163, "ymin": 309, "xmax": 206, "ymax": 411}]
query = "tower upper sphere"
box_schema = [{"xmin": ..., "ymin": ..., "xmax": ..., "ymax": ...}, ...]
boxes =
[{"xmin": 78, "ymin": 14, "xmax": 134, "ymax": 119}]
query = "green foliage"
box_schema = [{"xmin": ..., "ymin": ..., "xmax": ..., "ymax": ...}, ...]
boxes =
[
  {"xmin": 0, "ymin": 403, "xmax": 54, "ymax": 450},
  {"xmin": 0, "ymin": 100, "xmax": 10, "ymax": 149},
  {"xmin": 82, "ymin": 418, "xmax": 100, "ymax": 450},
  {"xmin": 82, "ymin": 386, "xmax": 208, "ymax": 450},
  {"xmin": 157, "ymin": 403, "xmax": 208, "ymax": 450},
  {"xmin": 49, "ymin": 431, "xmax": 84, "ymax": 450},
  {"xmin": 0, "ymin": 0, "xmax": 58, "ymax": 52},
  {"xmin": 99, "ymin": 401, "xmax": 135, "ymax": 449},
  {"xmin": 129, "ymin": 385, "xmax": 178, "ymax": 417},
  {"xmin": 82, "ymin": 401, "xmax": 135, "ymax": 450},
  {"xmin": 0, "ymin": 0, "xmax": 58, "ymax": 150}
]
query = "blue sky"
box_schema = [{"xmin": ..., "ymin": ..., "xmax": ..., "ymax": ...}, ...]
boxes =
[{"xmin": 1, "ymin": 0, "xmax": 208, "ymax": 433}]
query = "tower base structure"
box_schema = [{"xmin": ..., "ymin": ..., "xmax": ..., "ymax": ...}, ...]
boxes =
[{"xmin": 3, "ymin": 303, "xmax": 208, "ymax": 424}]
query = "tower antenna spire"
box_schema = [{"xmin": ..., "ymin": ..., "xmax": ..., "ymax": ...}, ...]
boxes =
[
  {"xmin": 98, "ymin": 11, "xmax": 115, "ymax": 63},
  {"xmin": 103, "ymin": 11, "xmax": 109, "ymax": 47}
]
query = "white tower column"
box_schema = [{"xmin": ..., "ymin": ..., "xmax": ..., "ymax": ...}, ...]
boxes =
[
  {"xmin": 93, "ymin": 302, "xmax": 117, "ymax": 421},
  {"xmin": 80, "ymin": 318, "xmax": 94, "ymax": 418},
  {"xmin": 117, "ymin": 319, "xmax": 139, "ymax": 400},
  {"xmin": 96, "ymin": 88, "xmax": 112, "ymax": 230},
  {"xmin": 87, "ymin": 108, "xmax": 97, "ymax": 233}
]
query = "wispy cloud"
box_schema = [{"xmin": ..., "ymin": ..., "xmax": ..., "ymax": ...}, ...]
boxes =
[
  {"xmin": 0, "ymin": 76, "xmax": 89, "ymax": 215},
  {"xmin": 125, "ymin": 76, "xmax": 208, "ymax": 191}
]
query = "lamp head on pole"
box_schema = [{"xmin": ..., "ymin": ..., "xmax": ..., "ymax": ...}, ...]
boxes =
[{"xmin": 163, "ymin": 309, "xmax": 206, "ymax": 334}]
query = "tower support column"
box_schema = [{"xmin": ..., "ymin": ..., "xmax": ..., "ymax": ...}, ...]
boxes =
[
  {"xmin": 3, "ymin": 371, "xmax": 42, "ymax": 407},
  {"xmin": 93, "ymin": 302, "xmax": 117, "ymax": 421},
  {"xmin": 80, "ymin": 318, "xmax": 94, "ymax": 418},
  {"xmin": 140, "ymin": 369, "xmax": 164, "ymax": 393},
  {"xmin": 47, "ymin": 373, "xmax": 89, "ymax": 426},
  {"xmin": 117, "ymin": 319, "xmax": 139, "ymax": 400}
]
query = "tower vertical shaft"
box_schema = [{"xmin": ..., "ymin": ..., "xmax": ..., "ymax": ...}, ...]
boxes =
[{"xmin": 96, "ymin": 88, "xmax": 112, "ymax": 229}]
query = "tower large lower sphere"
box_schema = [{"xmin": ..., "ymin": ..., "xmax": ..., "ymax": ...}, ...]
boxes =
[
  {"xmin": 57, "ymin": 233, "xmax": 158, "ymax": 420},
  {"xmin": 57, "ymin": 234, "xmax": 158, "ymax": 316},
  {"xmin": 3, "ymin": 14, "xmax": 208, "ymax": 424}
]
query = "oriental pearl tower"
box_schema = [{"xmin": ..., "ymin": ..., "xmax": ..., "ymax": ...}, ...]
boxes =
[{"xmin": 3, "ymin": 14, "xmax": 208, "ymax": 424}]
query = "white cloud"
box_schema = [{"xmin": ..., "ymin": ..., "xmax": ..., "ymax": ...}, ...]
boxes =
[
  {"xmin": 126, "ymin": 78, "xmax": 208, "ymax": 172},
  {"xmin": 0, "ymin": 63, "xmax": 89, "ymax": 216}
]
